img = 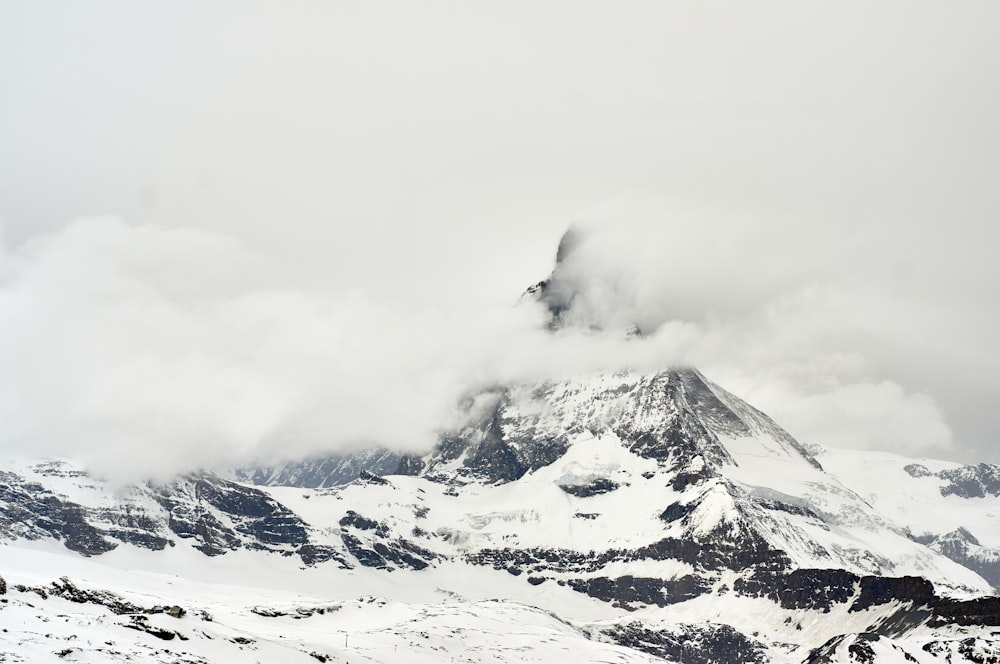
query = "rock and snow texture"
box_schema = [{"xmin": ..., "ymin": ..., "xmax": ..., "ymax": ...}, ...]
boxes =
[
  {"xmin": 233, "ymin": 448, "xmax": 401, "ymax": 489},
  {"xmin": 815, "ymin": 446, "xmax": 1000, "ymax": 595},
  {"xmin": 2, "ymin": 368, "xmax": 999, "ymax": 662}
]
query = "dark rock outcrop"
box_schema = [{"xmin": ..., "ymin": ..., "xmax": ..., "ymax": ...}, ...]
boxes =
[
  {"xmin": 568, "ymin": 574, "xmax": 709, "ymax": 609},
  {"xmin": 154, "ymin": 473, "xmax": 311, "ymax": 556},
  {"xmin": 0, "ymin": 471, "xmax": 118, "ymax": 556},
  {"xmin": 236, "ymin": 448, "xmax": 401, "ymax": 489},
  {"xmin": 599, "ymin": 621, "xmax": 769, "ymax": 664},
  {"xmin": 805, "ymin": 633, "xmax": 920, "ymax": 664},
  {"xmin": 339, "ymin": 511, "xmax": 437, "ymax": 571},
  {"xmin": 48, "ymin": 577, "xmax": 144, "ymax": 614},
  {"xmin": 903, "ymin": 463, "xmax": 932, "ymax": 478},
  {"xmin": 924, "ymin": 636, "xmax": 1000, "ymax": 662},
  {"xmin": 931, "ymin": 596, "xmax": 1000, "ymax": 627},
  {"xmin": 924, "ymin": 527, "xmax": 1000, "ymax": 591},
  {"xmin": 938, "ymin": 463, "xmax": 1000, "ymax": 499},
  {"xmin": 558, "ymin": 478, "xmax": 619, "ymax": 497},
  {"xmin": 850, "ymin": 576, "xmax": 936, "ymax": 613},
  {"xmin": 734, "ymin": 568, "xmax": 860, "ymax": 612}
]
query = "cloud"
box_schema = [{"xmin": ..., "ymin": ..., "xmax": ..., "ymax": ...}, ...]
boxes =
[
  {"xmin": 0, "ymin": 216, "xmax": 687, "ymax": 481},
  {"xmin": 2, "ymin": 2, "xmax": 998, "ymax": 473},
  {"xmin": 747, "ymin": 377, "xmax": 953, "ymax": 454},
  {"xmin": 534, "ymin": 195, "xmax": 1000, "ymax": 460},
  {"xmin": 0, "ymin": 219, "xmax": 445, "ymax": 480},
  {"xmin": 1, "ymin": 202, "xmax": 996, "ymax": 482}
]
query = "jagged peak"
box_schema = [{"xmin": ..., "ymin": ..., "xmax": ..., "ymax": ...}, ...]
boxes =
[{"xmin": 399, "ymin": 367, "xmax": 821, "ymax": 485}]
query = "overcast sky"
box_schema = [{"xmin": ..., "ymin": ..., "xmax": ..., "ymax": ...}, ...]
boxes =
[{"xmin": 1, "ymin": 1, "xmax": 998, "ymax": 480}]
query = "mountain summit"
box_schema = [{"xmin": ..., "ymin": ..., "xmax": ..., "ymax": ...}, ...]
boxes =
[
  {"xmin": 1, "ymin": 238, "xmax": 999, "ymax": 662},
  {"xmin": 2, "ymin": 362, "xmax": 999, "ymax": 661}
]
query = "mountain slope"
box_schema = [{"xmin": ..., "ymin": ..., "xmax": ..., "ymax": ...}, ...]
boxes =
[
  {"xmin": 817, "ymin": 446, "xmax": 1000, "ymax": 592},
  {"xmin": 233, "ymin": 448, "xmax": 401, "ymax": 489},
  {"xmin": 2, "ymin": 368, "xmax": 998, "ymax": 663}
]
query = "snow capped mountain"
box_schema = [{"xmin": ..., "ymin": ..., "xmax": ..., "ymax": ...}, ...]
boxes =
[
  {"xmin": 233, "ymin": 448, "xmax": 401, "ymax": 490},
  {"xmin": 2, "ymin": 366, "xmax": 999, "ymax": 662},
  {"xmin": 817, "ymin": 447, "xmax": 1000, "ymax": 593},
  {"xmin": 388, "ymin": 369, "xmax": 990, "ymax": 594}
]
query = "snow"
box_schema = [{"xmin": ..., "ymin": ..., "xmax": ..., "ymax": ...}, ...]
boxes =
[
  {"xmin": 818, "ymin": 446, "xmax": 1000, "ymax": 549},
  {"xmin": 2, "ymin": 369, "xmax": 998, "ymax": 662},
  {"xmin": 713, "ymin": 435, "xmax": 994, "ymax": 594},
  {"xmin": 0, "ymin": 543, "xmax": 661, "ymax": 664}
]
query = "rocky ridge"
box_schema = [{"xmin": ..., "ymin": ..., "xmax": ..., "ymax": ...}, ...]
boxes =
[{"xmin": 2, "ymin": 366, "xmax": 999, "ymax": 662}]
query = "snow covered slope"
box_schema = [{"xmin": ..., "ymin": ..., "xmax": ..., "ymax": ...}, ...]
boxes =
[
  {"xmin": 391, "ymin": 369, "xmax": 990, "ymax": 594},
  {"xmin": 817, "ymin": 446, "xmax": 1000, "ymax": 591},
  {"xmin": 2, "ymin": 368, "xmax": 999, "ymax": 663},
  {"xmin": 0, "ymin": 545, "xmax": 665, "ymax": 664}
]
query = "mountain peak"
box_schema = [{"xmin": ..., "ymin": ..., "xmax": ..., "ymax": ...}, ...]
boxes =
[{"xmin": 398, "ymin": 367, "xmax": 821, "ymax": 487}]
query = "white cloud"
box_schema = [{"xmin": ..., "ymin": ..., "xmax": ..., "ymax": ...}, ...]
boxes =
[
  {"xmin": 2, "ymin": 207, "xmax": 997, "ymax": 481},
  {"xmin": 536, "ymin": 196, "xmax": 1000, "ymax": 458},
  {"xmin": 2, "ymin": 2, "xmax": 999, "ymax": 472},
  {"xmin": 0, "ymin": 216, "xmax": 676, "ymax": 481}
]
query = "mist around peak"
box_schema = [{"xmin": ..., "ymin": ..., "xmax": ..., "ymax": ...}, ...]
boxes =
[
  {"xmin": 525, "ymin": 197, "xmax": 999, "ymax": 464},
  {"xmin": 0, "ymin": 200, "xmax": 995, "ymax": 482}
]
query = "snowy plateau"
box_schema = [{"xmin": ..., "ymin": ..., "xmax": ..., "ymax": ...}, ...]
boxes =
[{"xmin": 1, "ymin": 368, "xmax": 999, "ymax": 663}]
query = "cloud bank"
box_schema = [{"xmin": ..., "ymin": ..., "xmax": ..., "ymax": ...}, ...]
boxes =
[
  {"xmin": 537, "ymin": 197, "xmax": 1000, "ymax": 461},
  {"xmin": 3, "ymin": 3, "xmax": 999, "ymax": 478},
  {"xmin": 0, "ymin": 217, "xmax": 550, "ymax": 481},
  {"xmin": 0, "ymin": 215, "xmax": 696, "ymax": 481},
  {"xmin": 2, "ymin": 203, "xmax": 996, "ymax": 482}
]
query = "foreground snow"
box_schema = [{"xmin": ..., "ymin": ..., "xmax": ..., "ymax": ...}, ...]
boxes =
[{"xmin": 1, "ymin": 540, "xmax": 996, "ymax": 664}]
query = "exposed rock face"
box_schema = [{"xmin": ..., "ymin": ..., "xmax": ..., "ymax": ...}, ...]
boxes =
[
  {"xmin": 568, "ymin": 574, "xmax": 709, "ymax": 609},
  {"xmin": 923, "ymin": 636, "xmax": 1000, "ymax": 662},
  {"xmin": 2, "ymin": 365, "xmax": 999, "ymax": 662},
  {"xmin": 805, "ymin": 632, "xmax": 924, "ymax": 664},
  {"xmin": 597, "ymin": 621, "xmax": 770, "ymax": 664},
  {"xmin": 904, "ymin": 463, "xmax": 933, "ymax": 478},
  {"xmin": 11, "ymin": 575, "xmax": 199, "ymax": 620},
  {"xmin": 235, "ymin": 448, "xmax": 400, "ymax": 489},
  {"xmin": 0, "ymin": 470, "xmax": 120, "ymax": 556},
  {"xmin": 47, "ymin": 576, "xmax": 145, "ymax": 614},
  {"xmin": 734, "ymin": 568, "xmax": 862, "ymax": 612},
  {"xmin": 938, "ymin": 463, "xmax": 1000, "ymax": 498},
  {"xmin": 925, "ymin": 527, "xmax": 1000, "ymax": 590},
  {"xmin": 153, "ymin": 473, "xmax": 312, "ymax": 556},
  {"xmin": 396, "ymin": 387, "xmax": 570, "ymax": 484},
  {"xmin": 0, "ymin": 465, "xmax": 343, "ymax": 567},
  {"xmin": 396, "ymin": 369, "xmax": 820, "ymax": 487},
  {"xmin": 558, "ymin": 478, "xmax": 620, "ymax": 496},
  {"xmin": 931, "ymin": 596, "xmax": 1000, "ymax": 627},
  {"xmin": 900, "ymin": 461, "xmax": 1000, "ymax": 499},
  {"xmin": 336, "ymin": 508, "xmax": 436, "ymax": 571}
]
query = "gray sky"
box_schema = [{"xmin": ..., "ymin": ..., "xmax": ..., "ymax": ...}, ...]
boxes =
[{"xmin": 1, "ymin": 1, "xmax": 998, "ymax": 479}]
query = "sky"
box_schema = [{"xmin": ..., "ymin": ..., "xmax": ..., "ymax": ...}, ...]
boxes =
[{"xmin": 1, "ymin": 1, "xmax": 998, "ymax": 480}]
